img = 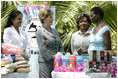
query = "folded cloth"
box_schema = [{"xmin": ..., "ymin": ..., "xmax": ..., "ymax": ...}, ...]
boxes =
[
  {"xmin": 14, "ymin": 60, "xmax": 28, "ymax": 65},
  {"xmin": 1, "ymin": 57, "xmax": 13, "ymax": 66},
  {"xmin": 5, "ymin": 63, "xmax": 17, "ymax": 69},
  {"xmin": 16, "ymin": 67, "xmax": 31, "ymax": 73},
  {"xmin": 17, "ymin": 64, "xmax": 30, "ymax": 68},
  {"xmin": 15, "ymin": 55, "xmax": 25, "ymax": 61},
  {"xmin": 1, "ymin": 67, "xmax": 14, "ymax": 75}
]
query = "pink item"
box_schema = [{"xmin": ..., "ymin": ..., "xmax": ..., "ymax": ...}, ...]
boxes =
[
  {"xmin": 44, "ymin": 2, "xmax": 47, "ymax": 7},
  {"xmin": 1, "ymin": 43, "xmax": 24, "ymax": 55},
  {"xmin": 55, "ymin": 55, "xmax": 62, "ymax": 68}
]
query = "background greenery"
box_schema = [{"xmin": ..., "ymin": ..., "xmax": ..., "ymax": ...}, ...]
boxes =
[{"xmin": 1, "ymin": 1, "xmax": 117, "ymax": 56}]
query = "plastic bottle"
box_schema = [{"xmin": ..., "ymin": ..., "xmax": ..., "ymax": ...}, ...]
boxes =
[
  {"xmin": 65, "ymin": 52, "xmax": 71, "ymax": 58},
  {"xmin": 54, "ymin": 59, "xmax": 56, "ymax": 70},
  {"xmin": 62, "ymin": 56, "xmax": 69, "ymax": 67},
  {"xmin": 54, "ymin": 52, "xmax": 63, "ymax": 70},
  {"xmin": 76, "ymin": 56, "xmax": 84, "ymax": 65},
  {"xmin": 55, "ymin": 55, "xmax": 62, "ymax": 68},
  {"xmin": 69, "ymin": 55, "xmax": 76, "ymax": 70},
  {"xmin": 55, "ymin": 52, "xmax": 63, "ymax": 57},
  {"xmin": 83, "ymin": 56, "xmax": 89, "ymax": 72}
]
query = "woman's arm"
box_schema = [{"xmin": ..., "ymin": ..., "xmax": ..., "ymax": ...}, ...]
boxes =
[{"xmin": 104, "ymin": 31, "xmax": 111, "ymax": 50}]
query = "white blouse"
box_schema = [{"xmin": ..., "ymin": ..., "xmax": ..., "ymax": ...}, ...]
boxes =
[
  {"xmin": 71, "ymin": 28, "xmax": 91, "ymax": 56},
  {"xmin": 3, "ymin": 26, "xmax": 28, "ymax": 49}
]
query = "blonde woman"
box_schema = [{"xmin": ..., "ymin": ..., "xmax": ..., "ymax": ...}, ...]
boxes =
[{"xmin": 36, "ymin": 8, "xmax": 64, "ymax": 78}]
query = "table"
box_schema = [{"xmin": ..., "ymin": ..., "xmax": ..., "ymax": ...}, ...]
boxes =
[
  {"xmin": 51, "ymin": 71, "xmax": 112, "ymax": 78},
  {"xmin": 1, "ymin": 73, "xmax": 28, "ymax": 78}
]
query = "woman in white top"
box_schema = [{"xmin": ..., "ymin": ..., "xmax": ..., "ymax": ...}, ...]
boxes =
[
  {"xmin": 3, "ymin": 10, "xmax": 28, "ymax": 53},
  {"xmin": 71, "ymin": 13, "xmax": 91, "ymax": 56}
]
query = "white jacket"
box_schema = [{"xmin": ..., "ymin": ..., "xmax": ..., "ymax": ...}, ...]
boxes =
[{"xmin": 3, "ymin": 26, "xmax": 28, "ymax": 49}]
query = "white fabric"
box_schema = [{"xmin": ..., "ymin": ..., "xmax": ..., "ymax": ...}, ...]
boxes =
[
  {"xmin": 51, "ymin": 71, "xmax": 111, "ymax": 78},
  {"xmin": 3, "ymin": 26, "xmax": 28, "ymax": 49},
  {"xmin": 1, "ymin": 73, "xmax": 28, "ymax": 78},
  {"xmin": 71, "ymin": 28, "xmax": 91, "ymax": 56},
  {"xmin": 28, "ymin": 48, "xmax": 39, "ymax": 78}
]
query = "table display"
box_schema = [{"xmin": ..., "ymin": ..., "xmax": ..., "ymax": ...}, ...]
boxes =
[
  {"xmin": 1, "ymin": 43, "xmax": 30, "ymax": 78},
  {"xmin": 1, "ymin": 44, "xmax": 117, "ymax": 78},
  {"xmin": 52, "ymin": 51, "xmax": 117, "ymax": 78}
]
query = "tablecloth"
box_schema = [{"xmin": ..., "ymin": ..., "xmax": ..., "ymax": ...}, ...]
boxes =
[
  {"xmin": 1, "ymin": 73, "xmax": 28, "ymax": 78},
  {"xmin": 51, "ymin": 71, "xmax": 112, "ymax": 78}
]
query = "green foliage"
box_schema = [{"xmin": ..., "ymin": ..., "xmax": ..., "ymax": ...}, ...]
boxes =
[
  {"xmin": 1, "ymin": 1, "xmax": 50, "ymax": 42},
  {"xmin": 1, "ymin": 1, "xmax": 117, "ymax": 56},
  {"xmin": 51, "ymin": 1, "xmax": 117, "ymax": 55}
]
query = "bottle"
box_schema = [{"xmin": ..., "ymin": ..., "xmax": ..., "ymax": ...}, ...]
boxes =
[
  {"xmin": 55, "ymin": 52, "xmax": 63, "ymax": 57},
  {"xmin": 93, "ymin": 50, "xmax": 97, "ymax": 61},
  {"xmin": 89, "ymin": 61, "xmax": 92, "ymax": 68},
  {"xmin": 89, "ymin": 50, "xmax": 93, "ymax": 61},
  {"xmin": 62, "ymin": 56, "xmax": 69, "ymax": 67},
  {"xmin": 54, "ymin": 59, "xmax": 56, "ymax": 70},
  {"xmin": 69, "ymin": 55, "xmax": 76, "ymax": 70},
  {"xmin": 54, "ymin": 52, "xmax": 63, "ymax": 70},
  {"xmin": 65, "ymin": 52, "xmax": 71, "ymax": 58},
  {"xmin": 96, "ymin": 61, "xmax": 100, "ymax": 69},
  {"xmin": 10, "ymin": 54, "xmax": 15, "ymax": 63},
  {"xmin": 83, "ymin": 56, "xmax": 89, "ymax": 72},
  {"xmin": 76, "ymin": 56, "xmax": 83, "ymax": 65},
  {"xmin": 107, "ymin": 50, "xmax": 112, "ymax": 63},
  {"xmin": 55, "ymin": 55, "xmax": 62, "ymax": 68},
  {"xmin": 100, "ymin": 51, "xmax": 104, "ymax": 62},
  {"xmin": 104, "ymin": 51, "xmax": 107, "ymax": 63}
]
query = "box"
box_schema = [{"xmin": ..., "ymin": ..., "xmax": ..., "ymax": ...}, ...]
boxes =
[
  {"xmin": 93, "ymin": 50, "xmax": 97, "ymax": 61},
  {"xmin": 89, "ymin": 50, "xmax": 93, "ymax": 61}
]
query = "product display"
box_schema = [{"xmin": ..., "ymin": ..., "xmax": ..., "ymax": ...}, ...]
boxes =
[
  {"xmin": 1, "ymin": 49, "xmax": 30, "ymax": 77},
  {"xmin": 1, "ymin": 45, "xmax": 117, "ymax": 78}
]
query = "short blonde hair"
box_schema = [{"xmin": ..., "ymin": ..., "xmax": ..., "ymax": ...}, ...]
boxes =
[{"xmin": 39, "ymin": 8, "xmax": 53, "ymax": 24}]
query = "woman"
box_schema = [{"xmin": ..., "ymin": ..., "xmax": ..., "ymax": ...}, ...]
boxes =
[
  {"xmin": 36, "ymin": 8, "xmax": 64, "ymax": 78},
  {"xmin": 3, "ymin": 10, "xmax": 28, "ymax": 50},
  {"xmin": 88, "ymin": 7, "xmax": 111, "ymax": 53},
  {"xmin": 3, "ymin": 10, "xmax": 29, "ymax": 59},
  {"xmin": 71, "ymin": 13, "xmax": 91, "ymax": 56}
]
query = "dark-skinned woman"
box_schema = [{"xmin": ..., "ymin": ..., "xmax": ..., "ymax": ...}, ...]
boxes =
[
  {"xmin": 88, "ymin": 7, "xmax": 111, "ymax": 53},
  {"xmin": 71, "ymin": 13, "xmax": 91, "ymax": 56}
]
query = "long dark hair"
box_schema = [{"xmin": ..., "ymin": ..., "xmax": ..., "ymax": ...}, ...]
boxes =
[
  {"xmin": 5, "ymin": 10, "xmax": 23, "ymax": 28},
  {"xmin": 76, "ymin": 13, "xmax": 91, "ymax": 29}
]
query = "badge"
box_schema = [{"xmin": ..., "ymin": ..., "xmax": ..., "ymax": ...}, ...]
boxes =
[{"xmin": 90, "ymin": 37, "xmax": 95, "ymax": 42}]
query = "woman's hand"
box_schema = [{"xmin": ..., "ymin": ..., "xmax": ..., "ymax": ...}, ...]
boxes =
[
  {"xmin": 77, "ymin": 49, "xmax": 82, "ymax": 55},
  {"xmin": 77, "ymin": 49, "xmax": 88, "ymax": 55},
  {"xmin": 51, "ymin": 54, "xmax": 55, "ymax": 59}
]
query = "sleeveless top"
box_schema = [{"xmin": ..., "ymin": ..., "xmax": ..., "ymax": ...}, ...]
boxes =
[{"xmin": 88, "ymin": 25, "xmax": 110, "ymax": 53}]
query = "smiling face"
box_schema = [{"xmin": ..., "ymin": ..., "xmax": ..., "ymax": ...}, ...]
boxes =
[
  {"xmin": 79, "ymin": 17, "xmax": 89, "ymax": 31},
  {"xmin": 12, "ymin": 14, "xmax": 22, "ymax": 27},
  {"xmin": 44, "ymin": 14, "xmax": 53, "ymax": 27}
]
